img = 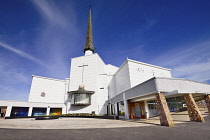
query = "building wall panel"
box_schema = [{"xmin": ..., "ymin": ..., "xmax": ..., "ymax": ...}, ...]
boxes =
[
  {"xmin": 128, "ymin": 60, "xmax": 171, "ymax": 88},
  {"xmin": 156, "ymin": 78, "xmax": 210, "ymax": 93},
  {"xmin": 28, "ymin": 76, "xmax": 66, "ymax": 103}
]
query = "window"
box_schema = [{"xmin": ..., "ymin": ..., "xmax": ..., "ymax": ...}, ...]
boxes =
[
  {"xmin": 72, "ymin": 93, "xmax": 91, "ymax": 105},
  {"xmin": 68, "ymin": 85, "xmax": 94, "ymax": 106},
  {"xmin": 148, "ymin": 100, "xmax": 157, "ymax": 109},
  {"xmin": 119, "ymin": 101, "xmax": 125, "ymax": 116}
]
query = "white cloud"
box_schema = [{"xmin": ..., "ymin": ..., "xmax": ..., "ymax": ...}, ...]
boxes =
[
  {"xmin": 152, "ymin": 40, "xmax": 210, "ymax": 82},
  {"xmin": 32, "ymin": 0, "xmax": 67, "ymax": 27},
  {"xmin": 0, "ymin": 41, "xmax": 48, "ymax": 67},
  {"xmin": 30, "ymin": 0, "xmax": 80, "ymax": 79},
  {"xmin": 0, "ymin": 54, "xmax": 30, "ymax": 83},
  {"xmin": 0, "ymin": 55, "xmax": 31, "ymax": 101},
  {"xmin": 173, "ymin": 61, "xmax": 210, "ymax": 82},
  {"xmin": 31, "ymin": 0, "xmax": 76, "ymax": 30}
]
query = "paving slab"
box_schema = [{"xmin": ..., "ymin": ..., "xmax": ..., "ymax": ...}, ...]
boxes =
[
  {"xmin": 0, "ymin": 108, "xmax": 208, "ymax": 129},
  {"xmin": 0, "ymin": 117, "xmax": 152, "ymax": 129},
  {"xmin": 121, "ymin": 108, "xmax": 209, "ymax": 125},
  {"xmin": 0, "ymin": 108, "xmax": 210, "ymax": 140}
]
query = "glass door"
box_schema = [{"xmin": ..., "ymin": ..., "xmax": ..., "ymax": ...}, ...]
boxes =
[
  {"xmin": 139, "ymin": 102, "xmax": 146, "ymax": 119},
  {"xmin": 135, "ymin": 103, "xmax": 141, "ymax": 118},
  {"xmin": 129, "ymin": 103, "xmax": 136, "ymax": 119}
]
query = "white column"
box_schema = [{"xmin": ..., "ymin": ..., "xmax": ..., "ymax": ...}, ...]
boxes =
[
  {"xmin": 46, "ymin": 107, "xmax": 50, "ymax": 116},
  {"xmin": 97, "ymin": 105, "xmax": 100, "ymax": 115},
  {"xmin": 66, "ymin": 95, "xmax": 71, "ymax": 114},
  {"xmin": 28, "ymin": 107, "xmax": 33, "ymax": 116},
  {"xmin": 62, "ymin": 107, "xmax": 66, "ymax": 115},
  {"xmin": 123, "ymin": 93, "xmax": 129, "ymax": 119},
  {"xmin": 113, "ymin": 103, "xmax": 116, "ymax": 115},
  {"xmin": 144, "ymin": 100, "xmax": 149, "ymax": 119},
  {"xmin": 5, "ymin": 106, "xmax": 12, "ymax": 117},
  {"xmin": 67, "ymin": 102, "xmax": 71, "ymax": 114}
]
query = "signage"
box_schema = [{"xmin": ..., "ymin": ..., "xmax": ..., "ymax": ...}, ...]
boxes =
[{"xmin": 41, "ymin": 92, "xmax": 46, "ymax": 97}]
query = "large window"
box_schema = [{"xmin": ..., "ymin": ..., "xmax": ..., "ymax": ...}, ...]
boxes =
[
  {"xmin": 32, "ymin": 108, "xmax": 47, "ymax": 116},
  {"xmin": 119, "ymin": 101, "xmax": 125, "ymax": 116},
  {"xmin": 148, "ymin": 100, "xmax": 157, "ymax": 109},
  {"xmin": 148, "ymin": 100, "xmax": 158, "ymax": 117},
  {"xmin": 166, "ymin": 97, "xmax": 186, "ymax": 112},
  {"xmin": 10, "ymin": 107, "xmax": 29, "ymax": 117},
  {"xmin": 68, "ymin": 85, "xmax": 94, "ymax": 106},
  {"xmin": 50, "ymin": 108, "xmax": 62, "ymax": 115},
  {"xmin": 72, "ymin": 93, "xmax": 91, "ymax": 105}
]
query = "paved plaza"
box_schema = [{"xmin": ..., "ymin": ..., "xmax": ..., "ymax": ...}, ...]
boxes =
[{"xmin": 0, "ymin": 108, "xmax": 210, "ymax": 140}]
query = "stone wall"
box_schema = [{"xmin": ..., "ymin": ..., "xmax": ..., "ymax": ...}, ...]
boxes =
[
  {"xmin": 156, "ymin": 93, "xmax": 174, "ymax": 127},
  {"xmin": 184, "ymin": 93, "xmax": 204, "ymax": 122},
  {"xmin": 205, "ymin": 95, "xmax": 210, "ymax": 114}
]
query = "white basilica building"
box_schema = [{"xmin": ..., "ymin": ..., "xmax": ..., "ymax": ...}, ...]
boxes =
[{"xmin": 1, "ymin": 8, "xmax": 210, "ymax": 126}]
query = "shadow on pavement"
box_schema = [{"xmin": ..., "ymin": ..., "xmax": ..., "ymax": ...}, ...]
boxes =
[
  {"xmin": 0, "ymin": 114, "xmax": 210, "ymax": 140},
  {"xmin": 1, "ymin": 116, "xmax": 210, "ymax": 140}
]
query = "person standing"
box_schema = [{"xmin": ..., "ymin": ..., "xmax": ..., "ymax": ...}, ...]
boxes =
[{"xmin": 2, "ymin": 109, "xmax": 6, "ymax": 119}]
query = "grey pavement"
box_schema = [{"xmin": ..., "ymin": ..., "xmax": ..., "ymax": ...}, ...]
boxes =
[{"xmin": 0, "ymin": 108, "xmax": 210, "ymax": 140}]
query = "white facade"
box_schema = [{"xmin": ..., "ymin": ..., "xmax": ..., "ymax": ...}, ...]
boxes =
[
  {"xmin": 127, "ymin": 59, "xmax": 171, "ymax": 87},
  {"xmin": 1, "ymin": 48, "xmax": 210, "ymax": 118},
  {"xmin": 68, "ymin": 53, "xmax": 118, "ymax": 114},
  {"xmin": 1, "ymin": 9, "xmax": 210, "ymax": 119},
  {"xmin": 1, "ymin": 50, "xmax": 210, "ymax": 118},
  {"xmin": 108, "ymin": 59, "xmax": 172, "ymax": 99},
  {"xmin": 28, "ymin": 75, "xmax": 67, "ymax": 104}
]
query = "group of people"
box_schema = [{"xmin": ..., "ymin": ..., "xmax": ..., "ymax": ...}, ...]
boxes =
[{"xmin": 196, "ymin": 100, "xmax": 206, "ymax": 107}]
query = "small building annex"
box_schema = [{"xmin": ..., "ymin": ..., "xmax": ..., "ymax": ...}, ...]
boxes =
[{"xmin": 0, "ymin": 7, "xmax": 210, "ymax": 127}]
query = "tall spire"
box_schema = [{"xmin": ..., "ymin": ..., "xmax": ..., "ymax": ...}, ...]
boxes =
[{"xmin": 84, "ymin": 5, "xmax": 94, "ymax": 54}]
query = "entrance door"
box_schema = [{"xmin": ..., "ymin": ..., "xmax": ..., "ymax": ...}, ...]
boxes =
[
  {"xmin": 129, "ymin": 103, "xmax": 136, "ymax": 119},
  {"xmin": 135, "ymin": 103, "xmax": 141, "ymax": 118},
  {"xmin": 107, "ymin": 106, "xmax": 110, "ymax": 116},
  {"xmin": 139, "ymin": 102, "xmax": 146, "ymax": 119},
  {"xmin": 130, "ymin": 102, "xmax": 146, "ymax": 119}
]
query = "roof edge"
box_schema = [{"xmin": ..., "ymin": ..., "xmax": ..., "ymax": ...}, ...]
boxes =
[
  {"xmin": 32, "ymin": 75, "xmax": 66, "ymax": 82},
  {"xmin": 127, "ymin": 59, "xmax": 171, "ymax": 71}
]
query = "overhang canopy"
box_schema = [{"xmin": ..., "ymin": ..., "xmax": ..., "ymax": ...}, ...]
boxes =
[{"xmin": 109, "ymin": 77, "xmax": 210, "ymax": 104}]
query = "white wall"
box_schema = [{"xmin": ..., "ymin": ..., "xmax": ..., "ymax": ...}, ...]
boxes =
[
  {"xmin": 69, "ymin": 54, "xmax": 98, "ymax": 91},
  {"xmin": 69, "ymin": 54, "xmax": 98, "ymax": 114},
  {"xmin": 97, "ymin": 64, "xmax": 118, "ymax": 114},
  {"xmin": 108, "ymin": 76, "xmax": 117, "ymax": 99},
  {"xmin": 108, "ymin": 59, "xmax": 171, "ymax": 100},
  {"xmin": 104, "ymin": 64, "xmax": 118, "ymax": 102},
  {"xmin": 68, "ymin": 53, "xmax": 111, "ymax": 115},
  {"xmin": 128, "ymin": 59, "xmax": 172, "ymax": 87},
  {"xmin": 108, "ymin": 61, "xmax": 131, "ymax": 99},
  {"xmin": 28, "ymin": 76, "xmax": 66, "ymax": 104},
  {"xmin": 96, "ymin": 56, "xmax": 108, "ymax": 115}
]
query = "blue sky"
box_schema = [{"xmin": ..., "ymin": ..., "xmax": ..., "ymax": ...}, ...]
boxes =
[{"xmin": 0, "ymin": 0, "xmax": 210, "ymax": 101}]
